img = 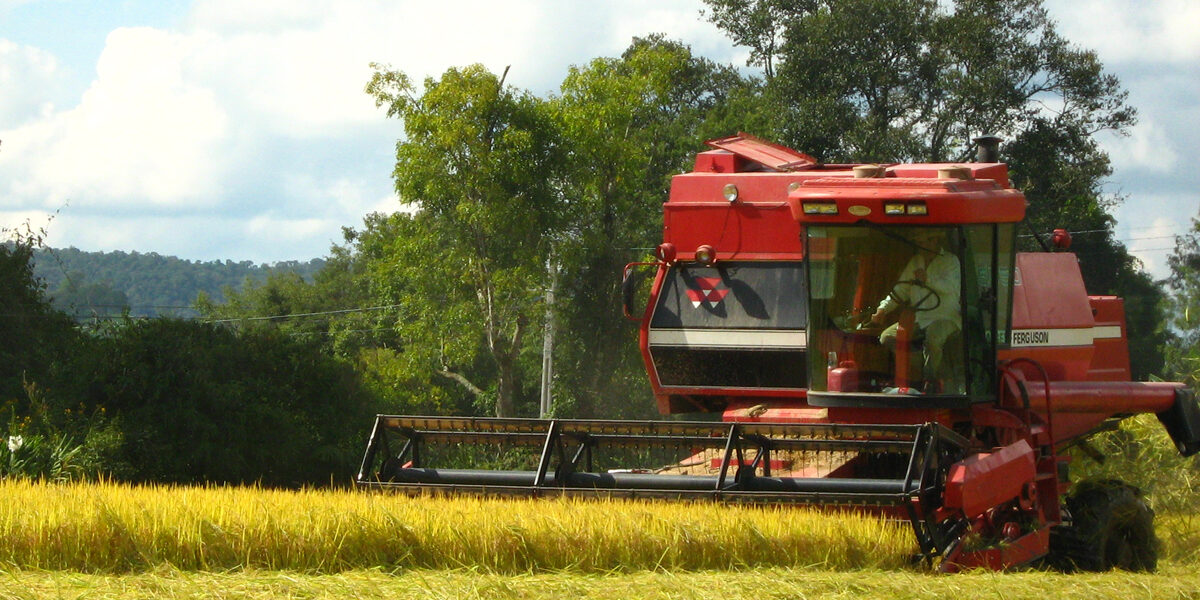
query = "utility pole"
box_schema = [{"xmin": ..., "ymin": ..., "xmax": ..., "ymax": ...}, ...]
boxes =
[{"xmin": 539, "ymin": 254, "xmax": 558, "ymax": 418}]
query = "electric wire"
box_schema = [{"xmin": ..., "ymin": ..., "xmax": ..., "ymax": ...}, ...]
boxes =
[{"xmin": 203, "ymin": 304, "xmax": 401, "ymax": 324}]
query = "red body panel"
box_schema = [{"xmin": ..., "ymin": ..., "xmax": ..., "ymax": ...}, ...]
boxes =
[
  {"xmin": 943, "ymin": 528, "xmax": 1050, "ymax": 572},
  {"xmin": 663, "ymin": 199, "xmax": 803, "ymax": 260},
  {"xmin": 1007, "ymin": 253, "xmax": 1096, "ymax": 380},
  {"xmin": 787, "ymin": 177, "xmax": 1026, "ymax": 225},
  {"xmin": 943, "ymin": 440, "xmax": 1035, "ymax": 518},
  {"xmin": 1088, "ymin": 296, "xmax": 1132, "ymax": 381}
]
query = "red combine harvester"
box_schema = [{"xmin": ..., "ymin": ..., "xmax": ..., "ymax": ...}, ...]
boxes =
[{"xmin": 358, "ymin": 134, "xmax": 1200, "ymax": 571}]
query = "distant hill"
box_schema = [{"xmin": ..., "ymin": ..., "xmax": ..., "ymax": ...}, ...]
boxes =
[{"xmin": 32, "ymin": 247, "xmax": 325, "ymax": 319}]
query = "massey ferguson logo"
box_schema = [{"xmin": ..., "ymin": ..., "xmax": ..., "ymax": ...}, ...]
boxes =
[{"xmin": 686, "ymin": 277, "xmax": 729, "ymax": 308}]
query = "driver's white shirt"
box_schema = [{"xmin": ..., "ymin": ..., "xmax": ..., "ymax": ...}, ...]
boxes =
[{"xmin": 876, "ymin": 250, "xmax": 961, "ymax": 329}]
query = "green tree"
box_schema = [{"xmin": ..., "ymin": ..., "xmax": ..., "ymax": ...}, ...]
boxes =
[
  {"xmin": 62, "ymin": 319, "xmax": 374, "ymax": 485},
  {"xmin": 1165, "ymin": 214, "xmax": 1200, "ymax": 387},
  {"xmin": 49, "ymin": 273, "xmax": 130, "ymax": 323},
  {"xmin": 0, "ymin": 224, "xmax": 77, "ymax": 408},
  {"xmin": 32, "ymin": 247, "xmax": 324, "ymax": 318},
  {"xmin": 706, "ymin": 0, "xmax": 1136, "ymax": 162},
  {"xmin": 549, "ymin": 36, "xmax": 745, "ymax": 417},
  {"xmin": 366, "ymin": 64, "xmax": 565, "ymax": 417},
  {"xmin": 703, "ymin": 0, "xmax": 815, "ymax": 82},
  {"xmin": 202, "ymin": 214, "xmax": 473, "ymax": 418}
]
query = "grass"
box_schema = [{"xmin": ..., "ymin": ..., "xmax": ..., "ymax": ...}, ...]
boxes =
[
  {"xmin": 1, "ymin": 566, "xmax": 1199, "ymax": 600},
  {"xmin": 0, "ymin": 479, "xmax": 912, "ymax": 573},
  {"xmin": 0, "ymin": 473, "xmax": 1195, "ymax": 599}
]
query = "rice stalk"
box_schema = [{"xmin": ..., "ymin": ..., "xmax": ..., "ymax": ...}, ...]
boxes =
[{"xmin": 0, "ymin": 480, "xmax": 912, "ymax": 573}]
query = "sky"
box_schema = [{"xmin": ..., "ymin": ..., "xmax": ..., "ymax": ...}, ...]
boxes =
[{"xmin": 0, "ymin": 0, "xmax": 1195, "ymax": 279}]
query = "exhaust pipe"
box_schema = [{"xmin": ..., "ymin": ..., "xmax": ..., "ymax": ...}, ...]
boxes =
[{"xmin": 973, "ymin": 136, "xmax": 1002, "ymax": 162}]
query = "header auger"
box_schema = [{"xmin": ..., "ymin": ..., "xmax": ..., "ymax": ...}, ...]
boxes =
[{"xmin": 359, "ymin": 133, "xmax": 1200, "ymax": 572}]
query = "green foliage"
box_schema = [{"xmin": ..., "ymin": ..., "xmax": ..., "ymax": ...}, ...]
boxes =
[
  {"xmin": 0, "ymin": 378, "xmax": 124, "ymax": 482},
  {"xmin": 0, "ymin": 224, "xmax": 79, "ymax": 414},
  {"xmin": 702, "ymin": 0, "xmax": 810, "ymax": 81},
  {"xmin": 60, "ymin": 319, "xmax": 375, "ymax": 485},
  {"xmin": 32, "ymin": 247, "xmax": 324, "ymax": 319},
  {"xmin": 1164, "ymin": 215, "xmax": 1200, "ymax": 386},
  {"xmin": 50, "ymin": 277, "xmax": 130, "ymax": 322},
  {"xmin": 0, "ymin": 430, "xmax": 82, "ymax": 482},
  {"xmin": 207, "ymin": 215, "xmax": 476, "ymax": 419},
  {"xmin": 705, "ymin": 0, "xmax": 1136, "ymax": 162},
  {"xmin": 549, "ymin": 36, "xmax": 746, "ymax": 417},
  {"xmin": 366, "ymin": 63, "xmax": 565, "ymax": 417}
]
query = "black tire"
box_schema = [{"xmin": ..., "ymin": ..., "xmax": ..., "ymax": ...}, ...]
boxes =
[{"xmin": 1049, "ymin": 479, "xmax": 1158, "ymax": 572}]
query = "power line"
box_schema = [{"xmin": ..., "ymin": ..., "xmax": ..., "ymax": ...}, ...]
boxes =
[
  {"xmin": 0, "ymin": 303, "xmax": 403, "ymax": 322},
  {"xmin": 53, "ymin": 304, "xmax": 196, "ymax": 310},
  {"xmin": 204, "ymin": 304, "xmax": 401, "ymax": 324},
  {"xmin": 1122, "ymin": 235, "xmax": 1179, "ymax": 242},
  {"xmin": 288, "ymin": 327, "xmax": 400, "ymax": 337}
]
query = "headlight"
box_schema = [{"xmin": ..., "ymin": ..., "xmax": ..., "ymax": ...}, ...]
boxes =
[
  {"xmin": 802, "ymin": 202, "xmax": 838, "ymax": 215},
  {"xmin": 722, "ymin": 184, "xmax": 739, "ymax": 203}
]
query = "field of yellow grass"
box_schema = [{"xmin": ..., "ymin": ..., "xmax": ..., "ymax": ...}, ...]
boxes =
[
  {"xmin": 0, "ymin": 480, "xmax": 1196, "ymax": 599},
  {"xmin": 0, "ymin": 479, "xmax": 911, "ymax": 573},
  {"xmin": 4, "ymin": 566, "xmax": 1200, "ymax": 600}
]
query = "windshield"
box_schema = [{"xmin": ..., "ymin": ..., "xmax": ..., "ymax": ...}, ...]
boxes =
[{"xmin": 806, "ymin": 225, "xmax": 967, "ymax": 396}]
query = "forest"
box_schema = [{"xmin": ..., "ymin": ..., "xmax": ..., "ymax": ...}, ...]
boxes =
[
  {"xmin": 31, "ymin": 247, "xmax": 324, "ymax": 319},
  {"xmin": 1, "ymin": 0, "xmax": 1198, "ymax": 489}
]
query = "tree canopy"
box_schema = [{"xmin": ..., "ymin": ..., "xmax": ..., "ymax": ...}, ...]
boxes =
[
  {"xmin": 365, "ymin": 64, "xmax": 565, "ymax": 417},
  {"xmin": 0, "ymin": 225, "xmax": 77, "ymax": 409},
  {"xmin": 1165, "ymin": 213, "xmax": 1200, "ymax": 388}
]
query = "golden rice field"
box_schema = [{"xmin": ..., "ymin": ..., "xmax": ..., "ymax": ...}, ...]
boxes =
[
  {"xmin": 3, "ymin": 566, "xmax": 1200, "ymax": 600},
  {"xmin": 0, "ymin": 479, "xmax": 911, "ymax": 573},
  {"xmin": 0, "ymin": 480, "xmax": 1197, "ymax": 599}
]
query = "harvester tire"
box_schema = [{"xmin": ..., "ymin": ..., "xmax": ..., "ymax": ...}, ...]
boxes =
[{"xmin": 1049, "ymin": 479, "xmax": 1158, "ymax": 572}]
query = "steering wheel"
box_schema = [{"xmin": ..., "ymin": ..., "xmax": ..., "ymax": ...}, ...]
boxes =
[{"xmin": 887, "ymin": 279, "xmax": 941, "ymax": 312}]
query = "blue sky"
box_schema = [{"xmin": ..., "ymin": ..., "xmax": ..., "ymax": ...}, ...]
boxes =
[{"xmin": 0, "ymin": 0, "xmax": 1195, "ymax": 279}]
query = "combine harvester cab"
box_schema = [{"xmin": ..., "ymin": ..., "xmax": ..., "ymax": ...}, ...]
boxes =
[{"xmin": 359, "ymin": 134, "xmax": 1200, "ymax": 572}]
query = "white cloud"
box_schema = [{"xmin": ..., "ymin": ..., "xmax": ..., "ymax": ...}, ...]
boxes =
[
  {"xmin": 0, "ymin": 209, "xmax": 56, "ymax": 241},
  {"xmin": 187, "ymin": 0, "xmax": 329, "ymax": 32},
  {"xmin": 1114, "ymin": 202, "xmax": 1193, "ymax": 280},
  {"xmin": 1046, "ymin": 0, "xmax": 1200, "ymax": 65},
  {"xmin": 0, "ymin": 39, "xmax": 62, "ymax": 125},
  {"xmin": 0, "ymin": 27, "xmax": 229, "ymax": 208},
  {"xmin": 1099, "ymin": 117, "xmax": 1179, "ymax": 174},
  {"xmin": 0, "ymin": 0, "xmax": 745, "ymax": 261},
  {"xmin": 186, "ymin": 0, "xmax": 554, "ymax": 122},
  {"xmin": 246, "ymin": 213, "xmax": 328, "ymax": 240}
]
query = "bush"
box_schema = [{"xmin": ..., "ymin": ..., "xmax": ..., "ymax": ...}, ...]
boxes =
[
  {"xmin": 0, "ymin": 380, "xmax": 123, "ymax": 482},
  {"xmin": 59, "ymin": 319, "xmax": 377, "ymax": 486}
]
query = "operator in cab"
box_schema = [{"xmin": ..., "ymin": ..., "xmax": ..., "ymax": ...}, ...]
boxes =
[{"xmin": 868, "ymin": 229, "xmax": 962, "ymax": 393}]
